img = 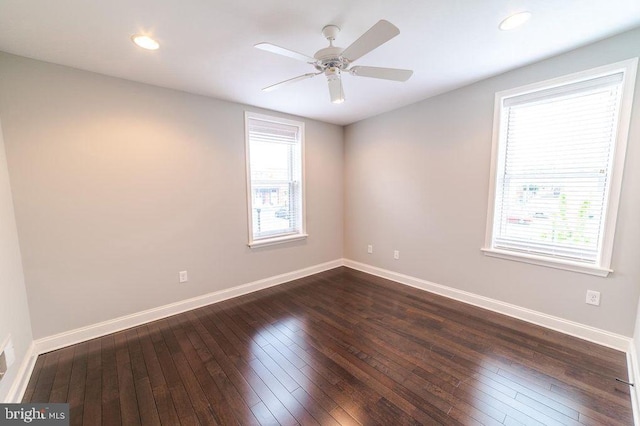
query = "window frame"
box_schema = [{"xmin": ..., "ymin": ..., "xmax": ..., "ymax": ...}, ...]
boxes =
[
  {"xmin": 482, "ymin": 58, "xmax": 638, "ymax": 277},
  {"xmin": 244, "ymin": 111, "xmax": 307, "ymax": 248}
]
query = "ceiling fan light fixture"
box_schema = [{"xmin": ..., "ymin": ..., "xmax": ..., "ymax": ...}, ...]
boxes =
[
  {"xmin": 131, "ymin": 34, "xmax": 159, "ymax": 50},
  {"xmin": 499, "ymin": 12, "xmax": 532, "ymax": 31},
  {"xmin": 326, "ymin": 68, "xmax": 344, "ymax": 104}
]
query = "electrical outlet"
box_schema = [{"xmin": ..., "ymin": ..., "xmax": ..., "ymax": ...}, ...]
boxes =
[
  {"xmin": 586, "ymin": 290, "xmax": 600, "ymax": 306},
  {"xmin": 367, "ymin": 244, "xmax": 373, "ymax": 254},
  {"xmin": 393, "ymin": 250, "xmax": 400, "ymax": 260},
  {"xmin": 179, "ymin": 270, "xmax": 188, "ymax": 283}
]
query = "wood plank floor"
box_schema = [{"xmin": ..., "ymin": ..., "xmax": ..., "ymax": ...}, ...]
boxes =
[{"xmin": 23, "ymin": 267, "xmax": 633, "ymax": 425}]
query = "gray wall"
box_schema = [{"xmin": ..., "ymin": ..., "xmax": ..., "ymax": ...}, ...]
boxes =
[
  {"xmin": 0, "ymin": 119, "xmax": 33, "ymax": 401},
  {"xmin": 0, "ymin": 52, "xmax": 344, "ymax": 339},
  {"xmin": 344, "ymin": 28, "xmax": 640, "ymax": 336},
  {"xmin": 1, "ymin": 29, "xmax": 638, "ymax": 342}
]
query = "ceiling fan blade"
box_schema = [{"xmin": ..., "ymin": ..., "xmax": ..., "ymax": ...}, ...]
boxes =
[
  {"xmin": 327, "ymin": 74, "xmax": 345, "ymax": 104},
  {"xmin": 255, "ymin": 42, "xmax": 316, "ymax": 63},
  {"xmin": 262, "ymin": 73, "xmax": 319, "ymax": 92},
  {"xmin": 349, "ymin": 66, "xmax": 413, "ymax": 81},
  {"xmin": 340, "ymin": 20, "xmax": 400, "ymax": 63}
]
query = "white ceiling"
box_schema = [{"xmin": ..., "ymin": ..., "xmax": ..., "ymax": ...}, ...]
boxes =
[{"xmin": 1, "ymin": 0, "xmax": 639, "ymax": 125}]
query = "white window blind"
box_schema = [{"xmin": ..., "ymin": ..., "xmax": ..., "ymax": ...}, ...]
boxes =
[
  {"xmin": 485, "ymin": 58, "xmax": 638, "ymax": 275},
  {"xmin": 245, "ymin": 113, "xmax": 305, "ymax": 245}
]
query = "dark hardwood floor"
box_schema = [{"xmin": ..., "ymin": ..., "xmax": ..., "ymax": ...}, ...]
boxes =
[{"xmin": 23, "ymin": 267, "xmax": 633, "ymax": 425}]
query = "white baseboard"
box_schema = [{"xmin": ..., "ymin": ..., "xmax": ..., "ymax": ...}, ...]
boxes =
[
  {"xmin": 34, "ymin": 259, "xmax": 343, "ymax": 355},
  {"xmin": 343, "ymin": 259, "xmax": 631, "ymax": 352},
  {"xmin": 4, "ymin": 342, "xmax": 37, "ymax": 403},
  {"xmin": 628, "ymin": 342, "xmax": 640, "ymax": 425}
]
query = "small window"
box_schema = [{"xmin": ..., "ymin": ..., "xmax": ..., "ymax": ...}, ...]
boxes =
[
  {"xmin": 245, "ymin": 112, "xmax": 306, "ymax": 247},
  {"xmin": 483, "ymin": 59, "xmax": 638, "ymax": 276}
]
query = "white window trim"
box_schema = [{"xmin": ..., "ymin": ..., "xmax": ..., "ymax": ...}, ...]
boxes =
[
  {"xmin": 244, "ymin": 111, "xmax": 307, "ymax": 248},
  {"xmin": 482, "ymin": 58, "xmax": 638, "ymax": 277},
  {"xmin": 248, "ymin": 233, "xmax": 309, "ymax": 248}
]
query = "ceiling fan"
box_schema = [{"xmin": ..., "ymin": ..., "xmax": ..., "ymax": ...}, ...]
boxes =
[{"xmin": 255, "ymin": 20, "xmax": 413, "ymax": 104}]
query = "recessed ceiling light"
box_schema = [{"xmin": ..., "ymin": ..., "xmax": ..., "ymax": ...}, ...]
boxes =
[
  {"xmin": 499, "ymin": 12, "xmax": 532, "ymax": 31},
  {"xmin": 131, "ymin": 34, "xmax": 159, "ymax": 50}
]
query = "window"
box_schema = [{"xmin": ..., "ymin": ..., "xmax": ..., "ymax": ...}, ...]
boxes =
[
  {"xmin": 245, "ymin": 112, "xmax": 306, "ymax": 247},
  {"xmin": 483, "ymin": 59, "xmax": 637, "ymax": 276}
]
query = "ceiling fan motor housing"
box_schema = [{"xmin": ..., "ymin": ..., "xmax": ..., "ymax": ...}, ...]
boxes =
[{"xmin": 314, "ymin": 46, "xmax": 348, "ymax": 72}]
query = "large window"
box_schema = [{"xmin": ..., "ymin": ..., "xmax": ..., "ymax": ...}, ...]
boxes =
[
  {"xmin": 483, "ymin": 59, "xmax": 637, "ymax": 276},
  {"xmin": 245, "ymin": 112, "xmax": 306, "ymax": 247}
]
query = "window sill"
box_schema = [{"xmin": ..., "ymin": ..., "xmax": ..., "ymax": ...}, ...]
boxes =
[
  {"xmin": 248, "ymin": 233, "xmax": 308, "ymax": 248},
  {"xmin": 481, "ymin": 248, "xmax": 612, "ymax": 277}
]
